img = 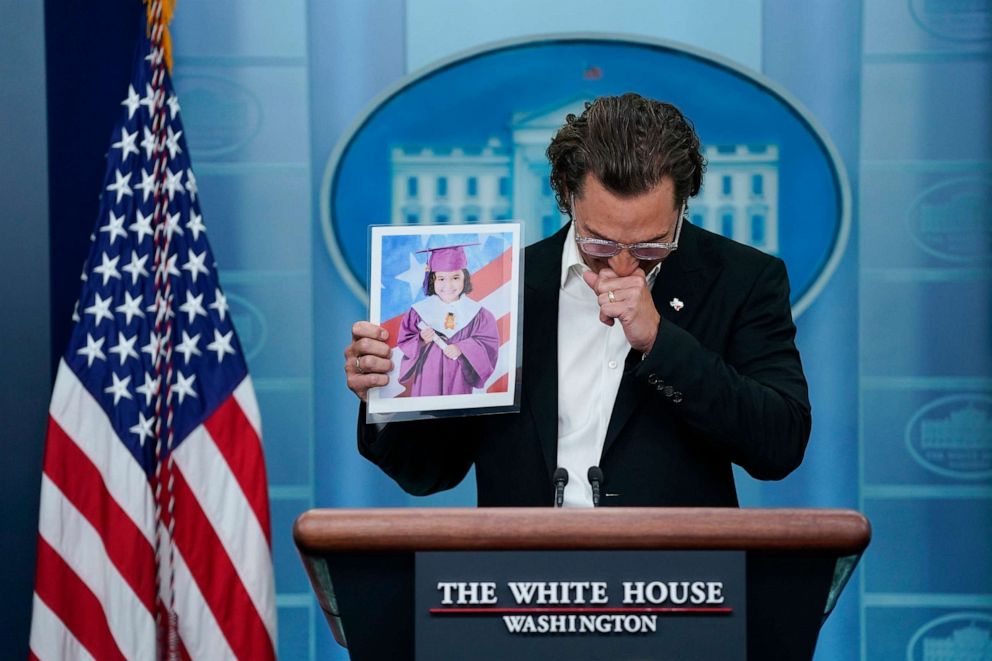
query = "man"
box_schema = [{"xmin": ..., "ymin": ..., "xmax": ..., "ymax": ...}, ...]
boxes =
[{"xmin": 344, "ymin": 93, "xmax": 810, "ymax": 507}]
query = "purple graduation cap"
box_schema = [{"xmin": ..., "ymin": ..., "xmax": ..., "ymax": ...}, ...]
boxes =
[{"xmin": 417, "ymin": 242, "xmax": 478, "ymax": 294}]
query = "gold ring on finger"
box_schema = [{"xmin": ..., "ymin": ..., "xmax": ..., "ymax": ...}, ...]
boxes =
[
  {"xmin": 355, "ymin": 356, "xmax": 364, "ymax": 374},
  {"xmin": 608, "ymin": 290, "xmax": 616, "ymax": 303}
]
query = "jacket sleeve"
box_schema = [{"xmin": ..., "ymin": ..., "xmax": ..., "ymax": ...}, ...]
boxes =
[
  {"xmin": 635, "ymin": 257, "xmax": 811, "ymax": 480},
  {"xmin": 357, "ymin": 403, "xmax": 477, "ymax": 496}
]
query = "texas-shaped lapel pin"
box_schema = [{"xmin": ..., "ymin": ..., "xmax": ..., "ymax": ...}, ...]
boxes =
[{"xmin": 669, "ymin": 297, "xmax": 684, "ymax": 312}]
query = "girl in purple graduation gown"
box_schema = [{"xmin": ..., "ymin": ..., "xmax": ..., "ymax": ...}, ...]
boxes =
[{"xmin": 397, "ymin": 245, "xmax": 500, "ymax": 397}]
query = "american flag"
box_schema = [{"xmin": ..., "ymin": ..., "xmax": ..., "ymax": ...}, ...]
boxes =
[{"xmin": 29, "ymin": 15, "xmax": 276, "ymax": 661}]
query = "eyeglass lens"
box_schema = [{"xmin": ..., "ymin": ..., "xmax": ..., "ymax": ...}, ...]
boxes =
[{"xmin": 579, "ymin": 242, "xmax": 671, "ymax": 260}]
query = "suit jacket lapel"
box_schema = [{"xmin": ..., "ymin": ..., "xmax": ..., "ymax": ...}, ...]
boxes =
[
  {"xmin": 523, "ymin": 224, "xmax": 569, "ymax": 479},
  {"xmin": 601, "ymin": 222, "xmax": 718, "ymax": 458}
]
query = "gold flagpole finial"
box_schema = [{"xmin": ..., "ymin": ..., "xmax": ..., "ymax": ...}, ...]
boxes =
[{"xmin": 144, "ymin": 0, "xmax": 176, "ymax": 74}]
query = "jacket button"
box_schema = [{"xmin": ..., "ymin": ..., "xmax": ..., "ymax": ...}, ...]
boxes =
[
  {"xmin": 663, "ymin": 385, "xmax": 675, "ymax": 397},
  {"xmin": 673, "ymin": 392, "xmax": 683, "ymax": 403},
  {"xmin": 647, "ymin": 374, "xmax": 660, "ymax": 385}
]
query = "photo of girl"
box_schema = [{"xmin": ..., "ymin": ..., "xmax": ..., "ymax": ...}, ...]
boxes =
[
  {"xmin": 367, "ymin": 222, "xmax": 521, "ymax": 419},
  {"xmin": 397, "ymin": 243, "xmax": 500, "ymax": 397}
]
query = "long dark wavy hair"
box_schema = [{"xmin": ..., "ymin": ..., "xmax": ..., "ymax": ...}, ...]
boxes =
[{"xmin": 546, "ymin": 93, "xmax": 706, "ymax": 215}]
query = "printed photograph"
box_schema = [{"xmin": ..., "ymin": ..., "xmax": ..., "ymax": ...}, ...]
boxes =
[{"xmin": 368, "ymin": 223, "xmax": 521, "ymax": 418}]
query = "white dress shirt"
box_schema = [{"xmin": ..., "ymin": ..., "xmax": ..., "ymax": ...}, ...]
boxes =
[{"xmin": 557, "ymin": 223, "xmax": 660, "ymax": 507}]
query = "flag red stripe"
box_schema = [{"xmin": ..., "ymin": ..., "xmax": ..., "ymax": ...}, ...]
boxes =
[
  {"xmin": 487, "ymin": 373, "xmax": 509, "ymax": 393},
  {"xmin": 43, "ymin": 417, "xmax": 156, "ymax": 613},
  {"xmin": 34, "ymin": 536, "xmax": 128, "ymax": 661},
  {"xmin": 171, "ymin": 467, "xmax": 275, "ymax": 659},
  {"xmin": 201, "ymin": 396, "xmax": 272, "ymax": 544},
  {"xmin": 468, "ymin": 247, "xmax": 513, "ymax": 301},
  {"xmin": 496, "ymin": 312, "xmax": 511, "ymax": 346},
  {"xmin": 28, "ymin": 652, "xmax": 40, "ymax": 661},
  {"xmin": 382, "ymin": 315, "xmax": 403, "ymax": 349}
]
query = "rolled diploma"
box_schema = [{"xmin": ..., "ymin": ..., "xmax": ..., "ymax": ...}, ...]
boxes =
[{"xmin": 417, "ymin": 321, "xmax": 449, "ymax": 350}]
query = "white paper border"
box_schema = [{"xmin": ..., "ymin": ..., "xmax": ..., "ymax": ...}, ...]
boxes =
[{"xmin": 368, "ymin": 222, "xmax": 522, "ymax": 416}]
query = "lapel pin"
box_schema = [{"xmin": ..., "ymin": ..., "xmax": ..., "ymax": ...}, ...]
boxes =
[{"xmin": 669, "ymin": 297, "xmax": 684, "ymax": 312}]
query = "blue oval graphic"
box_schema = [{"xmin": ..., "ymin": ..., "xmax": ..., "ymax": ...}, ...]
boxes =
[
  {"xmin": 908, "ymin": 178, "xmax": 992, "ymax": 263},
  {"xmin": 172, "ymin": 74, "xmax": 263, "ymax": 157},
  {"xmin": 905, "ymin": 394, "xmax": 992, "ymax": 480},
  {"xmin": 907, "ymin": 612, "xmax": 992, "ymax": 661},
  {"xmin": 322, "ymin": 35, "xmax": 850, "ymax": 317},
  {"xmin": 909, "ymin": 0, "xmax": 992, "ymax": 42},
  {"xmin": 226, "ymin": 292, "xmax": 268, "ymax": 361}
]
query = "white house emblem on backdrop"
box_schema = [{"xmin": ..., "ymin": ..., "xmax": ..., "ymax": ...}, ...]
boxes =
[
  {"xmin": 389, "ymin": 98, "xmax": 780, "ymax": 254},
  {"xmin": 321, "ymin": 36, "xmax": 850, "ymax": 316},
  {"xmin": 905, "ymin": 395, "xmax": 992, "ymax": 479},
  {"xmin": 907, "ymin": 613, "xmax": 992, "ymax": 661}
]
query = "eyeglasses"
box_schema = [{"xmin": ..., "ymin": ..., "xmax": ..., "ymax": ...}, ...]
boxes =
[{"xmin": 572, "ymin": 199, "xmax": 685, "ymax": 261}]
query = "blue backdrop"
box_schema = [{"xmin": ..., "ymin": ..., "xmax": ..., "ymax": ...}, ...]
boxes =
[{"xmin": 4, "ymin": 1, "xmax": 989, "ymax": 659}]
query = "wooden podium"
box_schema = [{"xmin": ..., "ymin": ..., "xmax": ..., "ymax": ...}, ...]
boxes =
[{"xmin": 294, "ymin": 508, "xmax": 870, "ymax": 660}]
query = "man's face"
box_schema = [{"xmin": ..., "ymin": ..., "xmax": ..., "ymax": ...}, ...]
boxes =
[
  {"xmin": 433, "ymin": 270, "xmax": 465, "ymax": 303},
  {"xmin": 571, "ymin": 173, "xmax": 681, "ymax": 277}
]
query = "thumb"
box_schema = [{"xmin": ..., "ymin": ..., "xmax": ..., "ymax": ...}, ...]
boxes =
[{"xmin": 582, "ymin": 270, "xmax": 598, "ymax": 291}]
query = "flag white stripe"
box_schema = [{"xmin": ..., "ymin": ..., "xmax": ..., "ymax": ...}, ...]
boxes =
[
  {"xmin": 173, "ymin": 425, "xmax": 276, "ymax": 642},
  {"xmin": 49, "ymin": 360, "xmax": 155, "ymax": 545},
  {"xmin": 36, "ymin": 475, "xmax": 156, "ymax": 661},
  {"xmin": 481, "ymin": 344, "xmax": 511, "ymax": 391},
  {"xmin": 29, "ymin": 593, "xmax": 97, "ymax": 661},
  {"xmin": 164, "ymin": 527, "xmax": 238, "ymax": 660},
  {"xmin": 232, "ymin": 376, "xmax": 262, "ymax": 438},
  {"xmin": 479, "ymin": 280, "xmax": 512, "ymax": 320}
]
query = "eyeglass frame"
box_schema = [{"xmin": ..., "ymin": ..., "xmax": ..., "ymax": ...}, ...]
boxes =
[{"xmin": 570, "ymin": 195, "xmax": 686, "ymax": 261}]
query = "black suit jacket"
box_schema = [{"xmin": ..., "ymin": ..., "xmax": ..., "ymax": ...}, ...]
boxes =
[{"xmin": 358, "ymin": 221, "xmax": 811, "ymax": 507}]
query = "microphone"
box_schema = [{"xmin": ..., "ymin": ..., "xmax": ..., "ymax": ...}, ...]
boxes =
[
  {"xmin": 553, "ymin": 467, "xmax": 569, "ymax": 508},
  {"xmin": 588, "ymin": 466, "xmax": 604, "ymax": 507}
]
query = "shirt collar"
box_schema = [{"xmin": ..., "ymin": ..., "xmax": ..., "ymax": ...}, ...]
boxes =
[
  {"xmin": 560, "ymin": 221, "xmax": 588, "ymax": 289},
  {"xmin": 560, "ymin": 221, "xmax": 663, "ymax": 290}
]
